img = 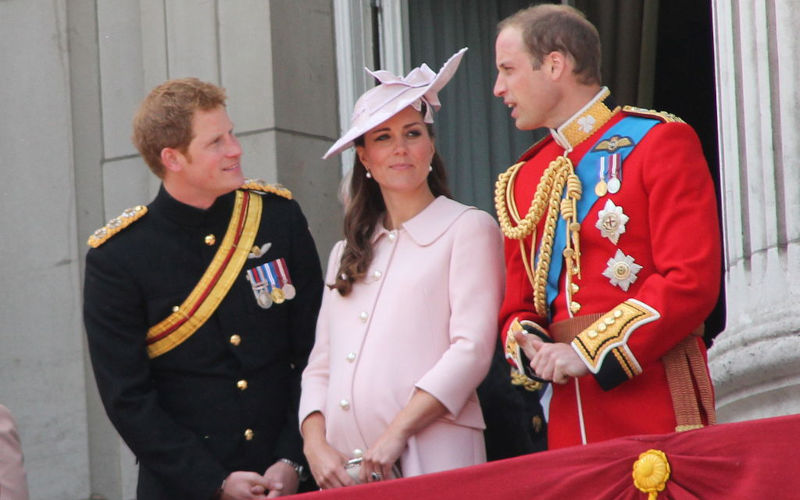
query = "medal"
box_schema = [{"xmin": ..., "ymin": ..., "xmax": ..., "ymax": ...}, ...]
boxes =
[
  {"xmin": 602, "ymin": 249, "xmax": 643, "ymax": 291},
  {"xmin": 282, "ymin": 283, "xmax": 296, "ymax": 300},
  {"xmin": 594, "ymin": 158, "xmax": 608, "ymax": 197},
  {"xmin": 256, "ymin": 289, "xmax": 273, "ymax": 309},
  {"xmin": 595, "ymin": 180, "xmax": 607, "ymax": 197},
  {"xmin": 264, "ymin": 261, "xmax": 286, "ymax": 304},
  {"xmin": 247, "ymin": 264, "xmax": 276, "ymax": 309},
  {"xmin": 270, "ymin": 287, "xmax": 286, "ymax": 304},
  {"xmin": 247, "ymin": 259, "xmax": 295, "ymax": 307},
  {"xmin": 274, "ymin": 258, "xmax": 297, "ymax": 300},
  {"xmin": 607, "ymin": 153, "xmax": 622, "ymax": 194},
  {"xmin": 595, "ymin": 199, "xmax": 629, "ymax": 244}
]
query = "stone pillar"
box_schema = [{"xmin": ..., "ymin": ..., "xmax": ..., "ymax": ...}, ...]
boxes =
[
  {"xmin": 269, "ymin": 0, "xmax": 342, "ymax": 254},
  {"xmin": 0, "ymin": 2, "xmax": 92, "ymax": 499},
  {"xmin": 709, "ymin": 0, "xmax": 800, "ymax": 422}
]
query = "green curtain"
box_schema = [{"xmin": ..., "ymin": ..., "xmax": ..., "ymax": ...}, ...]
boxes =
[
  {"xmin": 407, "ymin": 0, "xmax": 545, "ymax": 214},
  {"xmin": 407, "ymin": 0, "xmax": 656, "ymax": 212}
]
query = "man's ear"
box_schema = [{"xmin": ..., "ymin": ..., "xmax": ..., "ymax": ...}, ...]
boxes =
[
  {"xmin": 545, "ymin": 51, "xmax": 567, "ymax": 80},
  {"xmin": 160, "ymin": 147, "xmax": 184, "ymax": 173}
]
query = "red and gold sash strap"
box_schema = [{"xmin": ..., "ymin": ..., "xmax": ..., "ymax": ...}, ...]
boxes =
[
  {"xmin": 146, "ymin": 190, "xmax": 262, "ymax": 358},
  {"xmin": 662, "ymin": 331, "xmax": 716, "ymax": 432}
]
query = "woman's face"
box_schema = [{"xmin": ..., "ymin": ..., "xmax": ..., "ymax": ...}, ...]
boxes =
[{"xmin": 356, "ymin": 105, "xmax": 435, "ymax": 198}]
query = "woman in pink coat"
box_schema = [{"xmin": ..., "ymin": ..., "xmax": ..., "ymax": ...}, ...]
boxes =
[{"xmin": 299, "ymin": 48, "xmax": 504, "ymax": 489}]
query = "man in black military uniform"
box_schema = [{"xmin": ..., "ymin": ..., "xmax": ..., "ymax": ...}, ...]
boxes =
[{"xmin": 83, "ymin": 77, "xmax": 323, "ymax": 499}]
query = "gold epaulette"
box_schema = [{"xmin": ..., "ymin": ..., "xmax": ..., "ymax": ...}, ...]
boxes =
[
  {"xmin": 622, "ymin": 105, "xmax": 685, "ymax": 124},
  {"xmin": 87, "ymin": 205, "xmax": 148, "ymax": 248},
  {"xmin": 241, "ymin": 179, "xmax": 292, "ymax": 200}
]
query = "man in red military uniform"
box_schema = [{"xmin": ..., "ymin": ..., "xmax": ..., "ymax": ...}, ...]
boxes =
[{"xmin": 493, "ymin": 4, "xmax": 721, "ymax": 449}]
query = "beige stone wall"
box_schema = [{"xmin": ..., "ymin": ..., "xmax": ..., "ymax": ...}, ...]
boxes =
[{"xmin": 0, "ymin": 1, "xmax": 340, "ymax": 498}]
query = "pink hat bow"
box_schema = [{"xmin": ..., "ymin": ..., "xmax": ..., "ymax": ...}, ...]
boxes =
[{"xmin": 323, "ymin": 47, "xmax": 468, "ymax": 159}]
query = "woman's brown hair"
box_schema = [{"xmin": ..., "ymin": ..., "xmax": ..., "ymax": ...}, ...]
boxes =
[{"xmin": 330, "ymin": 119, "xmax": 451, "ymax": 296}]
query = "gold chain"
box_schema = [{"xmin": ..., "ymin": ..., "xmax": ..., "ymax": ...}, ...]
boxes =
[
  {"xmin": 495, "ymin": 160, "xmax": 558, "ymax": 240},
  {"xmin": 532, "ymin": 157, "xmax": 571, "ymax": 316},
  {"xmin": 495, "ymin": 155, "xmax": 580, "ymax": 317}
]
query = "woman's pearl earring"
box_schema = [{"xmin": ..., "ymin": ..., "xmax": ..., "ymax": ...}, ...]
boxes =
[
  {"xmin": 365, "ymin": 170, "xmax": 372, "ymax": 179},
  {"xmin": 428, "ymin": 165, "xmax": 433, "ymax": 172}
]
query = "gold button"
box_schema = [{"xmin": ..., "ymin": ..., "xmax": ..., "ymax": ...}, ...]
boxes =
[
  {"xmin": 587, "ymin": 330, "xmax": 598, "ymax": 339},
  {"xmin": 229, "ymin": 334, "xmax": 241, "ymax": 346},
  {"xmin": 614, "ymin": 309, "xmax": 623, "ymax": 318},
  {"xmin": 339, "ymin": 399, "xmax": 350, "ymax": 410},
  {"xmin": 597, "ymin": 323, "xmax": 607, "ymax": 332},
  {"xmin": 570, "ymin": 301, "xmax": 581, "ymax": 313},
  {"xmin": 604, "ymin": 317, "xmax": 615, "ymax": 325},
  {"xmin": 205, "ymin": 234, "xmax": 216, "ymax": 246},
  {"xmin": 237, "ymin": 379, "xmax": 248, "ymax": 391},
  {"xmin": 244, "ymin": 429, "xmax": 254, "ymax": 441},
  {"xmin": 172, "ymin": 306, "xmax": 180, "ymax": 313}
]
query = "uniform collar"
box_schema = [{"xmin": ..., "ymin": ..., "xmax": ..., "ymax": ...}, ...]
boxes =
[
  {"xmin": 370, "ymin": 196, "xmax": 471, "ymax": 246},
  {"xmin": 150, "ymin": 185, "xmax": 235, "ymax": 227},
  {"xmin": 549, "ymin": 87, "xmax": 619, "ymax": 152}
]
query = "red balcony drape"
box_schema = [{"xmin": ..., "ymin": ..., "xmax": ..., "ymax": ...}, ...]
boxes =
[{"xmin": 292, "ymin": 414, "xmax": 800, "ymax": 499}]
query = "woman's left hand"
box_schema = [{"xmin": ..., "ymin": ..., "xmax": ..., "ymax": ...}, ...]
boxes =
[
  {"xmin": 360, "ymin": 429, "xmax": 407, "ymax": 483},
  {"xmin": 359, "ymin": 389, "xmax": 449, "ymax": 483}
]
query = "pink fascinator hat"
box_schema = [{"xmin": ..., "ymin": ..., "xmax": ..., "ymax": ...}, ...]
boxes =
[{"xmin": 323, "ymin": 47, "xmax": 468, "ymax": 159}]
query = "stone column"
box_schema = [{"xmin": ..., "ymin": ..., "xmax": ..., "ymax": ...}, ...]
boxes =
[{"xmin": 709, "ymin": 0, "xmax": 800, "ymax": 422}]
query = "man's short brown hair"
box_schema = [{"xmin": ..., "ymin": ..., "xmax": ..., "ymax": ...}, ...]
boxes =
[
  {"xmin": 132, "ymin": 77, "xmax": 227, "ymax": 178},
  {"xmin": 498, "ymin": 4, "xmax": 602, "ymax": 86}
]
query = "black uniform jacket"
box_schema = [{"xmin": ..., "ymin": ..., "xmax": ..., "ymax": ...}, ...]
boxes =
[{"xmin": 84, "ymin": 186, "xmax": 323, "ymax": 499}]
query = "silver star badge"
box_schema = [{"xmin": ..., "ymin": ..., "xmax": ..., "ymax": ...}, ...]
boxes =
[
  {"xmin": 595, "ymin": 199, "xmax": 629, "ymax": 244},
  {"xmin": 602, "ymin": 249, "xmax": 642, "ymax": 291}
]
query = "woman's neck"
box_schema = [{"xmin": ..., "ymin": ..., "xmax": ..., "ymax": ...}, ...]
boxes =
[{"xmin": 381, "ymin": 188, "xmax": 436, "ymax": 231}]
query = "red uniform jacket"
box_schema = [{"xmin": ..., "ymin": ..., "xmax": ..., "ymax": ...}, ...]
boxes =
[{"xmin": 497, "ymin": 92, "xmax": 721, "ymax": 449}]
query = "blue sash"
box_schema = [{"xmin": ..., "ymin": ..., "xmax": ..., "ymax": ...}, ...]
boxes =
[{"xmin": 545, "ymin": 116, "xmax": 659, "ymax": 314}]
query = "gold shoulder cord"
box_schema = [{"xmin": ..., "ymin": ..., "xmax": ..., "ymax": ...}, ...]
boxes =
[
  {"xmin": 495, "ymin": 155, "xmax": 582, "ymax": 317},
  {"xmin": 495, "ymin": 162, "xmax": 537, "ymax": 302}
]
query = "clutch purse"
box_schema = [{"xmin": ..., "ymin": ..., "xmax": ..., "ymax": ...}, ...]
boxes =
[{"xmin": 345, "ymin": 457, "xmax": 402, "ymax": 483}]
